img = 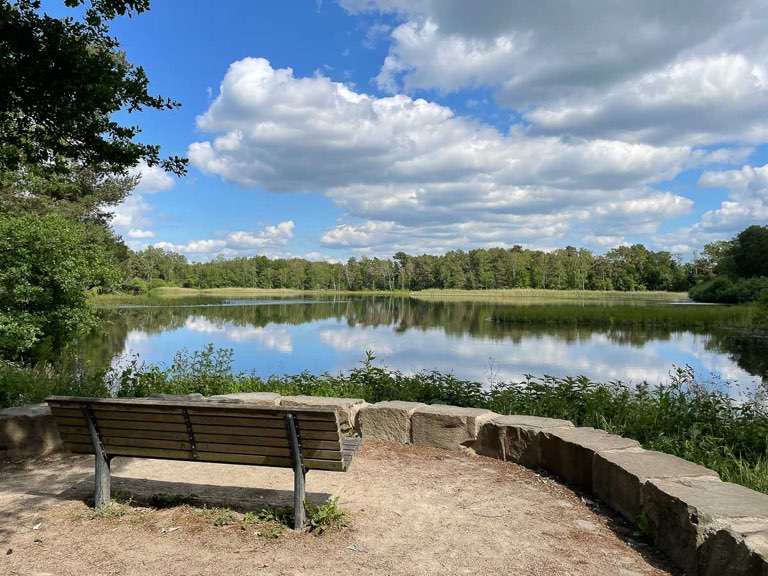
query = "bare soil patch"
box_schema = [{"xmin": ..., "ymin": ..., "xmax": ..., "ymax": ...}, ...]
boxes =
[{"xmin": 1, "ymin": 441, "xmax": 679, "ymax": 576}]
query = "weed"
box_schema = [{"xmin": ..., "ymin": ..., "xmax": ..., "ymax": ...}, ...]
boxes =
[
  {"xmin": 240, "ymin": 508, "xmax": 289, "ymax": 539},
  {"xmin": 89, "ymin": 501, "xmax": 131, "ymax": 520},
  {"xmin": 200, "ymin": 506, "xmax": 237, "ymax": 527},
  {"xmin": 306, "ymin": 497, "xmax": 347, "ymax": 535}
]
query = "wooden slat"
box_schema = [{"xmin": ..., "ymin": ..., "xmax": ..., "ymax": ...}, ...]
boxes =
[
  {"xmin": 98, "ymin": 421, "xmax": 188, "ymax": 432},
  {"xmin": 342, "ymin": 437, "xmax": 363, "ymax": 451},
  {"xmin": 195, "ymin": 443, "xmax": 290, "ymax": 457},
  {"xmin": 91, "ymin": 410, "xmax": 184, "ymax": 423},
  {"xmin": 50, "ymin": 406, "xmax": 84, "ymax": 418},
  {"xmin": 192, "ymin": 433, "xmax": 290, "ymax": 447},
  {"xmin": 303, "ymin": 439, "xmax": 342, "ymax": 450},
  {"xmin": 49, "ymin": 397, "xmax": 341, "ymax": 422},
  {"xmin": 192, "ymin": 425, "xmax": 339, "ymax": 441},
  {"xmin": 191, "ymin": 424, "xmax": 288, "ymax": 438},
  {"xmin": 103, "ymin": 438, "xmax": 191, "ymax": 451},
  {"xmin": 99, "ymin": 429, "xmax": 190, "ymax": 442},
  {"xmin": 186, "ymin": 405, "xmax": 338, "ymax": 421},
  {"xmin": 187, "ymin": 414, "xmax": 338, "ymax": 431},
  {"xmin": 302, "ymin": 449, "xmax": 343, "ymax": 460},
  {"xmin": 197, "ymin": 452, "xmax": 292, "ymax": 467},
  {"xmin": 188, "ymin": 415, "xmax": 286, "ymax": 428},
  {"xmin": 82, "ymin": 404, "xmax": 187, "ymax": 415},
  {"xmin": 304, "ymin": 459, "xmax": 344, "ymax": 472},
  {"xmin": 102, "ymin": 446, "xmax": 193, "ymax": 460},
  {"xmin": 190, "ymin": 433, "xmax": 339, "ymax": 451}
]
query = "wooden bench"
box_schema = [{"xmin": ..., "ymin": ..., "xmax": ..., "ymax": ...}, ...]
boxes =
[{"xmin": 45, "ymin": 396, "xmax": 363, "ymax": 528}]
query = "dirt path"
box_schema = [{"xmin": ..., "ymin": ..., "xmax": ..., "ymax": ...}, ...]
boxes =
[{"xmin": 1, "ymin": 441, "xmax": 678, "ymax": 576}]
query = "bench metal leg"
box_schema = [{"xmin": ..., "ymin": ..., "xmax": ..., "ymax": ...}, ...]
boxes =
[
  {"xmin": 285, "ymin": 414, "xmax": 306, "ymax": 529},
  {"xmin": 293, "ymin": 466, "xmax": 306, "ymax": 530},
  {"xmin": 81, "ymin": 405, "xmax": 111, "ymax": 508}
]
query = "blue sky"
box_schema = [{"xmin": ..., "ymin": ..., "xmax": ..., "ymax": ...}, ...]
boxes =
[{"xmin": 97, "ymin": 1, "xmax": 768, "ymax": 261}]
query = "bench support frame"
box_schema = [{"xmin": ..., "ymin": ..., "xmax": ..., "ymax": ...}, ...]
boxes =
[
  {"xmin": 81, "ymin": 404, "xmax": 112, "ymax": 508},
  {"xmin": 284, "ymin": 413, "xmax": 306, "ymax": 530}
]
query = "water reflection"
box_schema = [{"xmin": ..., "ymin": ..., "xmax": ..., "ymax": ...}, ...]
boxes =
[{"xmin": 83, "ymin": 297, "xmax": 767, "ymax": 392}]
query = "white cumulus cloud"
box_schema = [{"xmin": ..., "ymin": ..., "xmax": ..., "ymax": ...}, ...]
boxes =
[
  {"xmin": 189, "ymin": 58, "xmax": 699, "ymax": 254},
  {"xmin": 152, "ymin": 221, "xmax": 296, "ymax": 261},
  {"xmin": 342, "ymin": 1, "xmax": 768, "ymax": 148}
]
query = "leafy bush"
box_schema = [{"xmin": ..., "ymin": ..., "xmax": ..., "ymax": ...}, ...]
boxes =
[
  {"xmin": 0, "ymin": 214, "xmax": 116, "ymax": 359},
  {"xmin": 0, "ymin": 353, "xmax": 109, "ymax": 408},
  {"xmin": 690, "ymin": 276, "xmax": 768, "ymax": 304}
]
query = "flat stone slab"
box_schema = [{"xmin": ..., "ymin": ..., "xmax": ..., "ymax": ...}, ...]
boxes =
[
  {"xmin": 476, "ymin": 415, "xmax": 573, "ymax": 467},
  {"xmin": 208, "ymin": 392, "xmax": 282, "ymax": 406},
  {"xmin": 149, "ymin": 393, "xmax": 207, "ymax": 402},
  {"xmin": 0, "ymin": 403, "xmax": 61, "ymax": 458},
  {"xmin": 279, "ymin": 395, "xmax": 366, "ymax": 431},
  {"xmin": 594, "ymin": 448, "xmax": 719, "ymax": 522},
  {"xmin": 411, "ymin": 405, "xmax": 495, "ymax": 451},
  {"xmin": 700, "ymin": 526, "xmax": 768, "ymax": 576},
  {"xmin": 539, "ymin": 427, "xmax": 640, "ymax": 491},
  {"xmin": 644, "ymin": 478, "xmax": 768, "ymax": 575},
  {"xmin": 358, "ymin": 401, "xmax": 426, "ymax": 443}
]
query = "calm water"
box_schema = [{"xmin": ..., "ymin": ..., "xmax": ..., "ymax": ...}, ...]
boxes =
[{"xmin": 86, "ymin": 297, "xmax": 767, "ymax": 396}]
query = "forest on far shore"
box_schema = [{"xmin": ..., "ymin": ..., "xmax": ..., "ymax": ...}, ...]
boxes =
[{"xmin": 118, "ymin": 226, "xmax": 768, "ymax": 299}]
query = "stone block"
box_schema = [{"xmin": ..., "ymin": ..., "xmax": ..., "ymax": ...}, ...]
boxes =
[
  {"xmin": 644, "ymin": 478, "xmax": 768, "ymax": 575},
  {"xmin": 700, "ymin": 526, "xmax": 768, "ymax": 576},
  {"xmin": 476, "ymin": 415, "xmax": 573, "ymax": 467},
  {"xmin": 593, "ymin": 448, "xmax": 719, "ymax": 522},
  {"xmin": 208, "ymin": 392, "xmax": 282, "ymax": 406},
  {"xmin": 0, "ymin": 403, "xmax": 62, "ymax": 458},
  {"xmin": 411, "ymin": 404, "xmax": 495, "ymax": 451},
  {"xmin": 538, "ymin": 427, "xmax": 640, "ymax": 491},
  {"xmin": 279, "ymin": 396, "xmax": 366, "ymax": 432},
  {"xmin": 357, "ymin": 401, "xmax": 426, "ymax": 443}
]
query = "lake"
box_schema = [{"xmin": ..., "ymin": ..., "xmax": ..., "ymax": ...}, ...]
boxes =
[{"xmin": 86, "ymin": 296, "xmax": 767, "ymax": 397}]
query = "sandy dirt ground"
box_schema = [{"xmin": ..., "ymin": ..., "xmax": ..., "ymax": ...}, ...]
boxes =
[{"xmin": 0, "ymin": 441, "xmax": 679, "ymax": 576}]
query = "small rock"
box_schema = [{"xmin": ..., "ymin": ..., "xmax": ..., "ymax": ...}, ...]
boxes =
[{"xmin": 574, "ymin": 519, "xmax": 599, "ymax": 532}]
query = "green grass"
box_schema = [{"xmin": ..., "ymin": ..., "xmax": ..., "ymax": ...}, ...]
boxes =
[
  {"xmin": 89, "ymin": 287, "xmax": 410, "ymax": 306},
  {"xmin": 489, "ymin": 302, "xmax": 758, "ymax": 330},
  {"xmin": 411, "ymin": 288, "xmax": 689, "ymax": 302}
]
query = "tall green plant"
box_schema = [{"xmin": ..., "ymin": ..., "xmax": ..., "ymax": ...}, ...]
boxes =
[{"xmin": 0, "ymin": 214, "xmax": 116, "ymax": 359}]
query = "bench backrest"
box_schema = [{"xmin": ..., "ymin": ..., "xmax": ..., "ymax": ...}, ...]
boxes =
[{"xmin": 46, "ymin": 396, "xmax": 353, "ymax": 472}]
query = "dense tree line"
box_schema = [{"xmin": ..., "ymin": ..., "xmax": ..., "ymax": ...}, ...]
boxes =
[
  {"xmin": 120, "ymin": 242, "xmax": 706, "ymax": 293},
  {"xmin": 689, "ymin": 225, "xmax": 768, "ymax": 304}
]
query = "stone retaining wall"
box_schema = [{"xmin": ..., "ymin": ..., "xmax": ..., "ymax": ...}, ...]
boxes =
[{"xmin": 3, "ymin": 395, "xmax": 767, "ymax": 575}]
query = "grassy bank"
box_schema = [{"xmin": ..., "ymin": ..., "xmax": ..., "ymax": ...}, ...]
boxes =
[
  {"xmin": 411, "ymin": 288, "xmax": 689, "ymax": 302},
  {"xmin": 3, "ymin": 346, "xmax": 768, "ymax": 494},
  {"xmin": 490, "ymin": 302, "xmax": 759, "ymax": 331},
  {"xmin": 89, "ymin": 287, "xmax": 409, "ymax": 306}
]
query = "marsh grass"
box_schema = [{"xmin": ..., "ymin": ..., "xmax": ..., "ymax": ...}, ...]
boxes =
[
  {"xmin": 89, "ymin": 287, "xmax": 408, "ymax": 306},
  {"xmin": 411, "ymin": 289, "xmax": 689, "ymax": 302},
  {"xmin": 489, "ymin": 302, "xmax": 756, "ymax": 329}
]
